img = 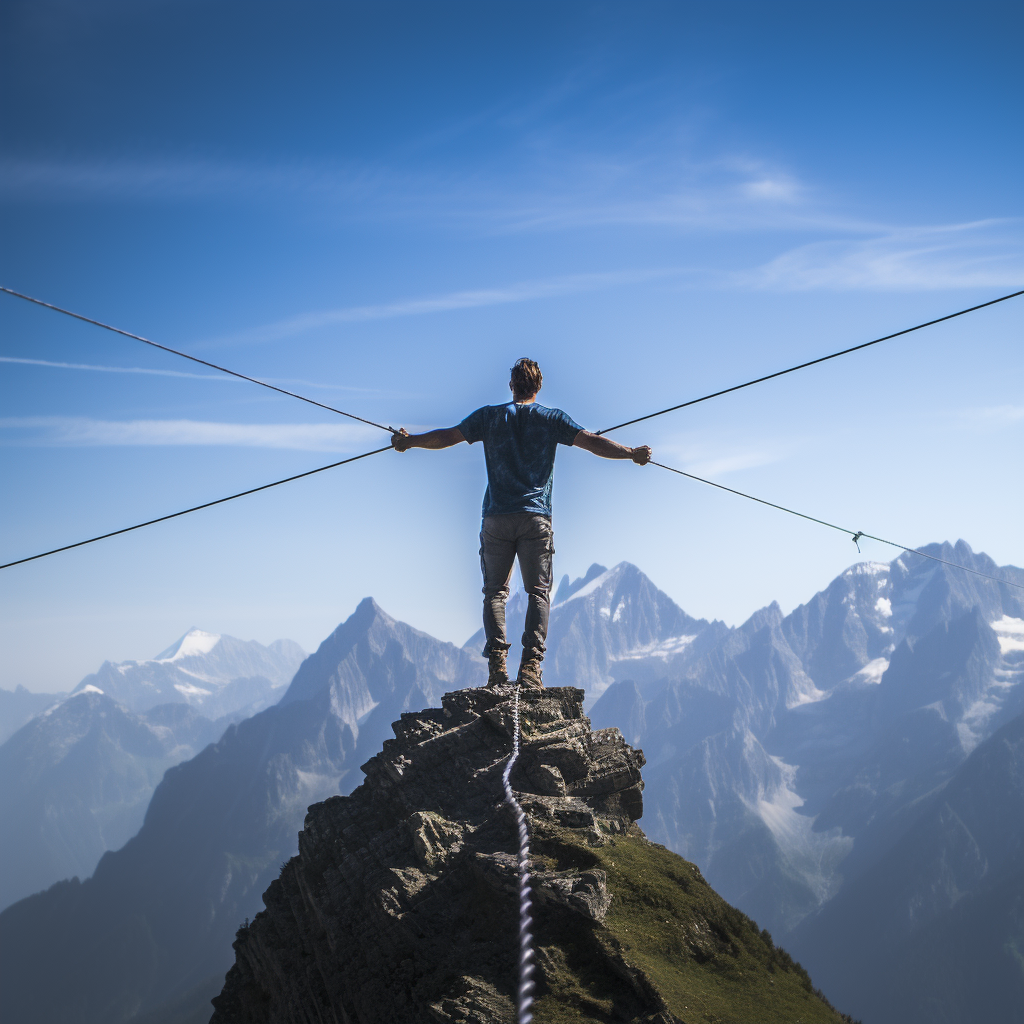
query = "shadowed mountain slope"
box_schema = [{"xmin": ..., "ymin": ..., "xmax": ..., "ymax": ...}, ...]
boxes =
[
  {"xmin": 3, "ymin": 547, "xmax": 1022, "ymax": 1022},
  {"xmin": 586, "ymin": 544, "xmax": 1024, "ymax": 1022},
  {"xmin": 789, "ymin": 708, "xmax": 1024, "ymax": 1024},
  {"xmin": 0, "ymin": 599, "xmax": 484, "ymax": 1024},
  {"xmin": 0, "ymin": 689, "xmax": 222, "ymax": 912},
  {"xmin": 0, "ymin": 685, "xmax": 66, "ymax": 744}
]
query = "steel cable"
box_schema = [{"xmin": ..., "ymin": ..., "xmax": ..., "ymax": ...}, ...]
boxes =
[
  {"xmin": 597, "ymin": 288, "xmax": 1024, "ymax": 435},
  {"xmin": 650, "ymin": 460, "xmax": 1024, "ymax": 591},
  {"xmin": 0, "ymin": 445, "xmax": 393, "ymax": 571},
  {"xmin": 5, "ymin": 284, "xmax": 1022, "ymax": 589},
  {"xmin": 0, "ymin": 286, "xmax": 396, "ymax": 433},
  {"xmin": 501, "ymin": 684, "xmax": 536, "ymax": 1024}
]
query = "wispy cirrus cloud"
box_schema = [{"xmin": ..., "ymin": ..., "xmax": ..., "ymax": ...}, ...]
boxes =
[
  {"xmin": 216, "ymin": 266, "xmax": 690, "ymax": 345},
  {"xmin": 219, "ymin": 220, "xmax": 1022, "ymax": 347},
  {"xmin": 741, "ymin": 219, "xmax": 1024, "ymax": 292},
  {"xmin": 0, "ymin": 355, "xmax": 230, "ymax": 380},
  {"xmin": 0, "ymin": 156, "xmax": 386, "ymax": 205},
  {"xmin": 6, "ymin": 152, "xmax": 1018, "ymax": 310},
  {"xmin": 653, "ymin": 430, "xmax": 794, "ymax": 478},
  {"xmin": 957, "ymin": 405, "xmax": 1024, "ymax": 428},
  {"xmin": 0, "ymin": 152, "xmax": 860, "ymax": 235},
  {"xmin": 0, "ymin": 417, "xmax": 382, "ymax": 451},
  {"xmin": 0, "ymin": 356, "xmax": 386, "ymax": 393}
]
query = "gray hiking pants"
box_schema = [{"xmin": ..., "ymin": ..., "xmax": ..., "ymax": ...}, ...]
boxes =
[{"xmin": 479, "ymin": 513, "xmax": 554, "ymax": 660}]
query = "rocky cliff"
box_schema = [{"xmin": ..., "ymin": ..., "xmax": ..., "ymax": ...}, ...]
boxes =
[{"xmin": 211, "ymin": 686, "xmax": 852, "ymax": 1024}]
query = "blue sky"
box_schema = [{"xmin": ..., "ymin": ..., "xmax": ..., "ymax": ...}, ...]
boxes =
[{"xmin": 2, "ymin": 0, "xmax": 1022, "ymax": 691}]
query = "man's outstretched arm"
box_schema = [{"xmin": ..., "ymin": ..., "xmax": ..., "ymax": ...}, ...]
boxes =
[
  {"xmin": 572, "ymin": 431, "xmax": 652, "ymax": 465},
  {"xmin": 392, "ymin": 426, "xmax": 466, "ymax": 452}
]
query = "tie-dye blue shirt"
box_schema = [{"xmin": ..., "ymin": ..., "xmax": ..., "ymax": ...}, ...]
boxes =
[{"xmin": 458, "ymin": 402, "xmax": 583, "ymax": 517}]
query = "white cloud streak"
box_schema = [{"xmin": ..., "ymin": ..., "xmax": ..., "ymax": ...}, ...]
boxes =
[
  {"xmin": 742, "ymin": 220, "xmax": 1024, "ymax": 292},
  {"xmin": 0, "ymin": 356, "xmax": 384, "ymax": 393},
  {"xmin": 5, "ymin": 154, "xmax": 1018, "ymax": 309},
  {"xmin": 0, "ymin": 156, "xmax": 384, "ymax": 204},
  {"xmin": 0, "ymin": 153, "xmax": 865, "ymax": 235},
  {"xmin": 0, "ymin": 417, "xmax": 381, "ymax": 451},
  {"xmin": 219, "ymin": 267, "xmax": 688, "ymax": 344},
  {"xmin": 654, "ymin": 431, "xmax": 793, "ymax": 478},
  {"xmin": 220, "ymin": 217, "xmax": 1022, "ymax": 347},
  {"xmin": 0, "ymin": 355, "xmax": 231, "ymax": 380},
  {"xmin": 958, "ymin": 405, "xmax": 1024, "ymax": 428}
]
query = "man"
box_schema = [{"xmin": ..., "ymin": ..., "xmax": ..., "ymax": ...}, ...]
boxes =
[{"xmin": 392, "ymin": 358, "xmax": 652, "ymax": 690}]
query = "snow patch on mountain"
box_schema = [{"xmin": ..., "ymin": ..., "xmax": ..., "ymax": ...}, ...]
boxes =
[
  {"xmin": 957, "ymin": 698, "xmax": 1003, "ymax": 752},
  {"xmin": 991, "ymin": 615, "xmax": 1024, "ymax": 653},
  {"xmin": 72, "ymin": 630, "xmax": 306, "ymax": 718},
  {"xmin": 787, "ymin": 679, "xmax": 828, "ymax": 708},
  {"xmin": 848, "ymin": 562, "xmax": 889, "ymax": 576},
  {"xmin": 609, "ymin": 634, "xmax": 697, "ymax": 662},
  {"xmin": 562, "ymin": 565, "xmax": 616, "ymax": 603},
  {"xmin": 156, "ymin": 628, "xmax": 221, "ymax": 662},
  {"xmin": 849, "ymin": 657, "xmax": 889, "ymax": 687},
  {"xmin": 751, "ymin": 754, "xmax": 853, "ymax": 904},
  {"xmin": 950, "ymin": 617, "xmax": 1024, "ymax": 753},
  {"xmin": 174, "ymin": 682, "xmax": 213, "ymax": 699}
]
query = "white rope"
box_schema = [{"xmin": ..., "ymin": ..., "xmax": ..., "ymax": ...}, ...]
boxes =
[{"xmin": 501, "ymin": 684, "xmax": 535, "ymax": 1023}]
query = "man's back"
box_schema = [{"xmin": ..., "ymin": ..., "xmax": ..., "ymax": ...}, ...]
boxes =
[
  {"xmin": 457, "ymin": 401, "xmax": 581, "ymax": 517},
  {"xmin": 388, "ymin": 356, "xmax": 649, "ymax": 690}
]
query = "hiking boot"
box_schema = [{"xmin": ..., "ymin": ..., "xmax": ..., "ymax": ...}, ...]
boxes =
[
  {"xmin": 486, "ymin": 649, "xmax": 509, "ymax": 689},
  {"xmin": 517, "ymin": 655, "xmax": 544, "ymax": 690}
]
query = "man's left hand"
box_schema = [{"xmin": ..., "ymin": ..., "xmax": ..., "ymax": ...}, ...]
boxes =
[
  {"xmin": 392, "ymin": 428, "xmax": 411, "ymax": 453},
  {"xmin": 631, "ymin": 445, "xmax": 652, "ymax": 466}
]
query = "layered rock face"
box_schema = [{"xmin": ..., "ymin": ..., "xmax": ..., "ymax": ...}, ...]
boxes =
[{"xmin": 212, "ymin": 687, "xmax": 850, "ymax": 1024}]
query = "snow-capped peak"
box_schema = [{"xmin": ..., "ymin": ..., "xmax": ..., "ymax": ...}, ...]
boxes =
[
  {"xmin": 561, "ymin": 564, "xmax": 621, "ymax": 604},
  {"xmin": 76, "ymin": 685, "xmax": 105, "ymax": 697},
  {"xmin": 155, "ymin": 629, "xmax": 221, "ymax": 662}
]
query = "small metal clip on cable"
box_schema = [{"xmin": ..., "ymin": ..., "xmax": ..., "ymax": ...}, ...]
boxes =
[{"xmin": 852, "ymin": 531, "xmax": 864, "ymax": 553}]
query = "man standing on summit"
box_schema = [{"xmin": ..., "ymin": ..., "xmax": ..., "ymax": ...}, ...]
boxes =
[{"xmin": 392, "ymin": 358, "xmax": 652, "ymax": 689}]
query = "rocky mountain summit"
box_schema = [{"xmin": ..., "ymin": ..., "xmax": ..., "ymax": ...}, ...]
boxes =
[{"xmin": 212, "ymin": 686, "xmax": 850, "ymax": 1024}]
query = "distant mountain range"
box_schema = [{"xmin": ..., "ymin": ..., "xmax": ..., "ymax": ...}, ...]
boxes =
[
  {"xmin": 0, "ymin": 601, "xmax": 483, "ymax": 1024},
  {"xmin": 1, "ymin": 542, "xmax": 1021, "ymax": 1024},
  {"xmin": 0, "ymin": 685, "xmax": 66, "ymax": 744},
  {"xmin": 466, "ymin": 560, "xmax": 727, "ymax": 697},
  {"xmin": 0, "ymin": 630, "xmax": 305, "ymax": 912},
  {"xmin": 71, "ymin": 628, "xmax": 306, "ymax": 719},
  {"xmin": 584, "ymin": 541, "xmax": 1024, "ymax": 1024}
]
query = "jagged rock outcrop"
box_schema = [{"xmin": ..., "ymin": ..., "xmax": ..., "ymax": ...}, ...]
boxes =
[{"xmin": 212, "ymin": 687, "xmax": 851, "ymax": 1024}]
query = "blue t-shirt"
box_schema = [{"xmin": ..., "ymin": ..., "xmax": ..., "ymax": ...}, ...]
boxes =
[{"xmin": 458, "ymin": 402, "xmax": 583, "ymax": 517}]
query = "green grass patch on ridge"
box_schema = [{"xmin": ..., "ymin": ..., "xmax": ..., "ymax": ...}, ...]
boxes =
[{"xmin": 530, "ymin": 824, "xmax": 856, "ymax": 1024}]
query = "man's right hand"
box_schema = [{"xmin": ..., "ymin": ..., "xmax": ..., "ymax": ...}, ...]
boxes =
[
  {"xmin": 631, "ymin": 445, "xmax": 652, "ymax": 466},
  {"xmin": 391, "ymin": 428, "xmax": 411, "ymax": 453}
]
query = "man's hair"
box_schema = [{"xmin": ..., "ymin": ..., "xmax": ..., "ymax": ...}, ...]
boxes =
[{"xmin": 510, "ymin": 357, "xmax": 543, "ymax": 400}]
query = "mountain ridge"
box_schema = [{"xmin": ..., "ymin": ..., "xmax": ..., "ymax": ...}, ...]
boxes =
[
  {"xmin": 211, "ymin": 684, "xmax": 854, "ymax": 1024},
  {"xmin": 1, "ymin": 543, "xmax": 1022, "ymax": 1023},
  {"xmin": 72, "ymin": 629, "xmax": 306, "ymax": 719}
]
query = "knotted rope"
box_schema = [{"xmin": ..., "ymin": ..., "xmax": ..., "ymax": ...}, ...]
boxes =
[{"xmin": 501, "ymin": 685, "xmax": 535, "ymax": 1023}]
